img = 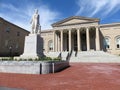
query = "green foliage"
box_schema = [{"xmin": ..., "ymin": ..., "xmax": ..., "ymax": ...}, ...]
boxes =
[
  {"xmin": 0, "ymin": 56, "xmax": 61, "ymax": 61},
  {"xmin": 38, "ymin": 57, "xmax": 52, "ymax": 61},
  {"xmin": 28, "ymin": 58, "xmax": 33, "ymax": 61},
  {"xmin": 18, "ymin": 58, "xmax": 23, "ymax": 61},
  {"xmin": 53, "ymin": 57, "xmax": 61, "ymax": 61},
  {"xmin": 0, "ymin": 57, "xmax": 14, "ymax": 61}
]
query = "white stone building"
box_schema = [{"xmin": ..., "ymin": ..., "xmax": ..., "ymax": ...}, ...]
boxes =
[{"xmin": 41, "ymin": 16, "xmax": 120, "ymax": 55}]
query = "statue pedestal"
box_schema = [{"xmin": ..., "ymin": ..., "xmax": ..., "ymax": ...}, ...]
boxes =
[{"xmin": 20, "ymin": 34, "xmax": 43, "ymax": 59}]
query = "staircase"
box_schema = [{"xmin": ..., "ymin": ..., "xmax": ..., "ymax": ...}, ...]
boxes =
[
  {"xmin": 69, "ymin": 51, "xmax": 120, "ymax": 63},
  {"xmin": 45, "ymin": 52, "xmax": 61, "ymax": 58}
]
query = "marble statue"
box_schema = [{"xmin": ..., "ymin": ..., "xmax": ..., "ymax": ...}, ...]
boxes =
[{"xmin": 30, "ymin": 9, "xmax": 40, "ymax": 34}]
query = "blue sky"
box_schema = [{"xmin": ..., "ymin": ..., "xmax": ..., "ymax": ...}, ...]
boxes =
[{"xmin": 1, "ymin": 0, "xmax": 120, "ymax": 31}]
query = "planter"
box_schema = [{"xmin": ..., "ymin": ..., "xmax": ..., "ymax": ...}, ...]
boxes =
[{"xmin": 0, "ymin": 61, "xmax": 69, "ymax": 74}]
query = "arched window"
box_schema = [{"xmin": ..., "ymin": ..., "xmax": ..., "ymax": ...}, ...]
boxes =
[
  {"xmin": 104, "ymin": 37, "xmax": 110, "ymax": 49},
  {"xmin": 116, "ymin": 36, "xmax": 120, "ymax": 48},
  {"xmin": 48, "ymin": 40, "xmax": 53, "ymax": 51}
]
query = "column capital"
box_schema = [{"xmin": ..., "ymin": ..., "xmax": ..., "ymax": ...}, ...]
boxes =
[
  {"xmin": 95, "ymin": 26, "xmax": 100, "ymax": 28},
  {"xmin": 86, "ymin": 27, "xmax": 89, "ymax": 30},
  {"xmin": 60, "ymin": 30, "xmax": 63, "ymax": 32},
  {"xmin": 76, "ymin": 28, "xmax": 80, "ymax": 30}
]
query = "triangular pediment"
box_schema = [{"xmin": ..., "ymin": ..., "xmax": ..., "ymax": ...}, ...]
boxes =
[
  {"xmin": 52, "ymin": 16, "xmax": 99, "ymax": 27},
  {"xmin": 60, "ymin": 19, "xmax": 90, "ymax": 25}
]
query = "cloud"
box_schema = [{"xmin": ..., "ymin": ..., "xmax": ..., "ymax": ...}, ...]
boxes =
[
  {"xmin": 0, "ymin": 2, "xmax": 60, "ymax": 31},
  {"xmin": 39, "ymin": 6, "xmax": 59, "ymax": 30},
  {"xmin": 76, "ymin": 0, "xmax": 120, "ymax": 17}
]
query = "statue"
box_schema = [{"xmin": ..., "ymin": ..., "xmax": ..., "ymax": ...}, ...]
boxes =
[{"xmin": 30, "ymin": 9, "xmax": 41, "ymax": 34}]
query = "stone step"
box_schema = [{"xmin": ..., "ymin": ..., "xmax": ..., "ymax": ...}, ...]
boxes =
[
  {"xmin": 45, "ymin": 52, "xmax": 61, "ymax": 58},
  {"xmin": 70, "ymin": 51, "xmax": 120, "ymax": 63}
]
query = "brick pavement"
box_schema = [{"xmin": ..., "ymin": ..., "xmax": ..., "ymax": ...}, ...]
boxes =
[{"xmin": 0, "ymin": 63, "xmax": 120, "ymax": 90}]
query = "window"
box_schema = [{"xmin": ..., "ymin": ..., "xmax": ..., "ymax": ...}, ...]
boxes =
[
  {"xmin": 16, "ymin": 43, "xmax": 19, "ymax": 49},
  {"xmin": 17, "ymin": 32, "xmax": 20, "ymax": 36},
  {"xmin": 5, "ymin": 40, "xmax": 8, "ymax": 47},
  {"xmin": 104, "ymin": 37, "xmax": 110, "ymax": 49},
  {"xmin": 116, "ymin": 36, "xmax": 120, "ymax": 48},
  {"xmin": 48, "ymin": 40, "xmax": 53, "ymax": 51},
  {"xmin": 6, "ymin": 27, "xmax": 11, "ymax": 32}
]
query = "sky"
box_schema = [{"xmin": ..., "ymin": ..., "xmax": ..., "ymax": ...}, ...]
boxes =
[{"xmin": 1, "ymin": 0, "xmax": 120, "ymax": 31}]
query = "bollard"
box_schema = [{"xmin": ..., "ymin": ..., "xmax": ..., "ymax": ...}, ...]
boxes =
[{"xmin": 52, "ymin": 63, "xmax": 54, "ymax": 73}]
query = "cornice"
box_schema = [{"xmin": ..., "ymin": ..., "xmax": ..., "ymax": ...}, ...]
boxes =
[{"xmin": 100, "ymin": 23, "xmax": 120, "ymax": 27}]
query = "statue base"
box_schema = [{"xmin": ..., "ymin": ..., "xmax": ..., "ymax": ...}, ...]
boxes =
[{"xmin": 20, "ymin": 34, "xmax": 43, "ymax": 59}]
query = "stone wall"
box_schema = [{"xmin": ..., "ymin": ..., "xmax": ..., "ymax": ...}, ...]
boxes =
[{"xmin": 0, "ymin": 61, "xmax": 69, "ymax": 74}]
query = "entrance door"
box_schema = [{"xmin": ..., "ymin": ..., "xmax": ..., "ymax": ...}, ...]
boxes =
[
  {"xmin": 74, "ymin": 32, "xmax": 77, "ymax": 51},
  {"xmin": 81, "ymin": 33, "xmax": 87, "ymax": 51}
]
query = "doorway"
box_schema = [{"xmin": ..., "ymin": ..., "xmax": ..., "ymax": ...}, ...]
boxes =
[{"xmin": 81, "ymin": 31, "xmax": 87, "ymax": 51}]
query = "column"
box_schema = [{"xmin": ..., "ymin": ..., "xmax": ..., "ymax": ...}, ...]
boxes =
[
  {"xmin": 58, "ymin": 33, "xmax": 60, "ymax": 52},
  {"xmin": 77, "ymin": 28, "xmax": 81, "ymax": 51},
  {"xmin": 86, "ymin": 27, "xmax": 90, "ymax": 51},
  {"xmin": 96, "ymin": 27, "xmax": 100, "ymax": 50},
  {"xmin": 69, "ymin": 30, "xmax": 71, "ymax": 52},
  {"xmin": 55, "ymin": 32, "xmax": 58, "ymax": 51},
  {"xmin": 61, "ymin": 30, "xmax": 63, "ymax": 52},
  {"xmin": 53, "ymin": 31, "xmax": 55, "ymax": 52}
]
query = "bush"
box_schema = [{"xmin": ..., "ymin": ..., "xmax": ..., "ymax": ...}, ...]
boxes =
[
  {"xmin": 0, "ymin": 56, "xmax": 61, "ymax": 61},
  {"xmin": 38, "ymin": 57, "xmax": 52, "ymax": 61},
  {"xmin": 0, "ymin": 57, "xmax": 14, "ymax": 61},
  {"xmin": 53, "ymin": 57, "xmax": 61, "ymax": 61},
  {"xmin": 28, "ymin": 58, "xmax": 33, "ymax": 61}
]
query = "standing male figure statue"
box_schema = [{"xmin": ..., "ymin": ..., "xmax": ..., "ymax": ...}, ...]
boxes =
[{"xmin": 30, "ymin": 9, "xmax": 40, "ymax": 34}]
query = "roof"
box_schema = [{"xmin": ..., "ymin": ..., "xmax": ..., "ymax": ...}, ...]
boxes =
[
  {"xmin": 52, "ymin": 16, "xmax": 100, "ymax": 27},
  {"xmin": 0, "ymin": 17, "xmax": 30, "ymax": 33},
  {"xmin": 100, "ymin": 22, "xmax": 120, "ymax": 27}
]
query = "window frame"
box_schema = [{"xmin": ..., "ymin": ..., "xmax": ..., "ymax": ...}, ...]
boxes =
[
  {"xmin": 48, "ymin": 40, "xmax": 53, "ymax": 51},
  {"xmin": 104, "ymin": 37, "xmax": 111, "ymax": 49},
  {"xmin": 115, "ymin": 36, "xmax": 120, "ymax": 49}
]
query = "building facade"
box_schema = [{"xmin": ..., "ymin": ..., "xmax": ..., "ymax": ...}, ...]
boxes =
[
  {"xmin": 0, "ymin": 17, "xmax": 29, "ymax": 56},
  {"xmin": 41, "ymin": 16, "xmax": 120, "ymax": 55}
]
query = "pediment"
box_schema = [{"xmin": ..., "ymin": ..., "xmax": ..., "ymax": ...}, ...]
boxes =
[
  {"xmin": 60, "ymin": 19, "xmax": 90, "ymax": 25},
  {"xmin": 52, "ymin": 16, "xmax": 99, "ymax": 27}
]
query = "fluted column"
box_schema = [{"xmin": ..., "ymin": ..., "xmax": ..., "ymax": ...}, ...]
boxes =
[
  {"xmin": 69, "ymin": 30, "xmax": 71, "ymax": 52},
  {"xmin": 96, "ymin": 27, "xmax": 100, "ymax": 50},
  {"xmin": 53, "ymin": 31, "xmax": 55, "ymax": 52},
  {"xmin": 86, "ymin": 27, "xmax": 90, "ymax": 51},
  {"xmin": 58, "ymin": 33, "xmax": 60, "ymax": 51},
  {"xmin": 61, "ymin": 30, "xmax": 63, "ymax": 52},
  {"xmin": 77, "ymin": 28, "xmax": 81, "ymax": 51},
  {"xmin": 55, "ymin": 32, "xmax": 58, "ymax": 51}
]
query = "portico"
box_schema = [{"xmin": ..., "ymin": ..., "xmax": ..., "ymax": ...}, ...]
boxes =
[{"xmin": 53, "ymin": 26, "xmax": 100, "ymax": 52}]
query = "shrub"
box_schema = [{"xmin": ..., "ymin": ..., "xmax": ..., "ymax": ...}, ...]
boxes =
[
  {"xmin": 28, "ymin": 58, "xmax": 33, "ymax": 61},
  {"xmin": 53, "ymin": 57, "xmax": 61, "ymax": 61},
  {"xmin": 0, "ymin": 57, "xmax": 14, "ymax": 61},
  {"xmin": 38, "ymin": 57, "xmax": 52, "ymax": 61},
  {"xmin": 18, "ymin": 58, "xmax": 23, "ymax": 61}
]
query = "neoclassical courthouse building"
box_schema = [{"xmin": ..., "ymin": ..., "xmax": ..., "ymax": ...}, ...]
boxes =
[
  {"xmin": 0, "ymin": 16, "xmax": 120, "ymax": 56},
  {"xmin": 41, "ymin": 16, "xmax": 120, "ymax": 55}
]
